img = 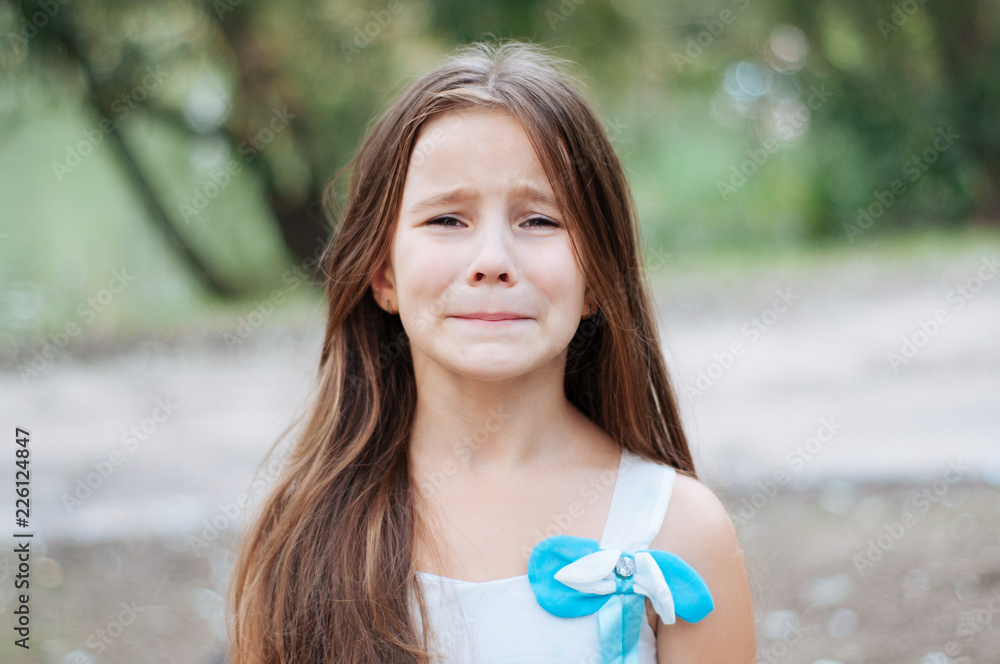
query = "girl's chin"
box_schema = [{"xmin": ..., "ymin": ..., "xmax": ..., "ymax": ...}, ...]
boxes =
[{"xmin": 446, "ymin": 358, "xmax": 536, "ymax": 379}]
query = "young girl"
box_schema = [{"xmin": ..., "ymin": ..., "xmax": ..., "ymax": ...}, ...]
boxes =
[{"xmin": 228, "ymin": 39, "xmax": 756, "ymax": 663}]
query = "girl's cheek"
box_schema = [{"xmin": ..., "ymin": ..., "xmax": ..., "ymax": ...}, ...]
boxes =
[
  {"xmin": 528, "ymin": 245, "xmax": 583, "ymax": 291},
  {"xmin": 404, "ymin": 255, "xmax": 461, "ymax": 308}
]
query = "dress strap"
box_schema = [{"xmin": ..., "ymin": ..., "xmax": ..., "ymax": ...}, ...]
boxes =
[{"xmin": 599, "ymin": 449, "xmax": 677, "ymax": 552}]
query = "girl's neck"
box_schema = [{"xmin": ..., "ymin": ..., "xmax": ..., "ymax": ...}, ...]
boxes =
[{"xmin": 407, "ymin": 367, "xmax": 592, "ymax": 476}]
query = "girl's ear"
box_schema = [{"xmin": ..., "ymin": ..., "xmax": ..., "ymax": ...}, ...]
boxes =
[{"xmin": 370, "ymin": 259, "xmax": 397, "ymax": 313}]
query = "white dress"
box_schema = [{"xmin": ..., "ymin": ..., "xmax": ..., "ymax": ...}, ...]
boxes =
[{"xmin": 411, "ymin": 448, "xmax": 679, "ymax": 663}]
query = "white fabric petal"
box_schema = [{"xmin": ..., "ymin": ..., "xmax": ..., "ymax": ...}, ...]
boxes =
[
  {"xmin": 632, "ymin": 551, "xmax": 676, "ymax": 624},
  {"xmin": 553, "ymin": 548, "xmax": 622, "ymax": 594}
]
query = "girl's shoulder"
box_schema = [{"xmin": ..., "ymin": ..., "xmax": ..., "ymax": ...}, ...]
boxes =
[
  {"xmin": 648, "ymin": 471, "xmax": 738, "ymax": 560},
  {"xmin": 645, "ymin": 471, "xmax": 757, "ymax": 656}
]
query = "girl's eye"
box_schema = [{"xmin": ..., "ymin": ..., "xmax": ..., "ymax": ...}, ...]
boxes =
[
  {"xmin": 426, "ymin": 216, "xmax": 558, "ymax": 228},
  {"xmin": 522, "ymin": 216, "xmax": 559, "ymax": 228},
  {"xmin": 427, "ymin": 216, "xmax": 463, "ymax": 227}
]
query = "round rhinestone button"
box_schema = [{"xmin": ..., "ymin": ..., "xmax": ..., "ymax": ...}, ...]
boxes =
[{"xmin": 614, "ymin": 555, "xmax": 635, "ymax": 578}]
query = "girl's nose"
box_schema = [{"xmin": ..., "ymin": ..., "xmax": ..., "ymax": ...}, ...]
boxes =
[{"xmin": 466, "ymin": 217, "xmax": 518, "ymax": 285}]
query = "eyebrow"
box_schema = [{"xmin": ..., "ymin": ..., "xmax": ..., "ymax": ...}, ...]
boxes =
[{"xmin": 407, "ymin": 184, "xmax": 560, "ymax": 214}]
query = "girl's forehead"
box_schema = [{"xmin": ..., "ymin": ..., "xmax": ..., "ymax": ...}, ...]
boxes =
[
  {"xmin": 404, "ymin": 110, "xmax": 557, "ymax": 197},
  {"xmin": 419, "ymin": 105, "xmax": 517, "ymax": 132},
  {"xmin": 411, "ymin": 108, "xmax": 544, "ymax": 167}
]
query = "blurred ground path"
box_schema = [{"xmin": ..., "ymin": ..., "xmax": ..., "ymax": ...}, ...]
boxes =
[
  {"xmin": 3, "ymin": 241, "xmax": 999, "ymax": 542},
  {"xmin": 651, "ymin": 244, "xmax": 1000, "ymax": 493}
]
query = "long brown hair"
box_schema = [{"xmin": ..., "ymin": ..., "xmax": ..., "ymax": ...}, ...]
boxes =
[{"xmin": 227, "ymin": 38, "xmax": 696, "ymax": 664}]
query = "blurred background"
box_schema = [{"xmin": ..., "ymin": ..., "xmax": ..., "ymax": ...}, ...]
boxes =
[{"xmin": 1, "ymin": 0, "xmax": 999, "ymax": 662}]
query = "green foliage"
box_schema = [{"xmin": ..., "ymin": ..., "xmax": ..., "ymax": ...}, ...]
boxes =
[{"xmin": 1, "ymin": 0, "xmax": 998, "ymax": 344}]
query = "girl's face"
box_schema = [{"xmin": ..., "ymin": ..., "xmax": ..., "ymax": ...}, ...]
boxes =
[{"xmin": 373, "ymin": 107, "xmax": 591, "ymax": 381}]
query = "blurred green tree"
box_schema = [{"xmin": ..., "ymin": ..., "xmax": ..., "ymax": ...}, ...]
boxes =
[{"xmin": 5, "ymin": 0, "xmax": 997, "ymax": 303}]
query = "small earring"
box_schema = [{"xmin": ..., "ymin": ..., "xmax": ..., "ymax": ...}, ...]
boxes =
[{"xmin": 386, "ymin": 299, "xmax": 394, "ymax": 315}]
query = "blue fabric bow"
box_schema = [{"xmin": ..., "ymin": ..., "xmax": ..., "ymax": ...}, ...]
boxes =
[{"xmin": 527, "ymin": 534, "xmax": 714, "ymax": 664}]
